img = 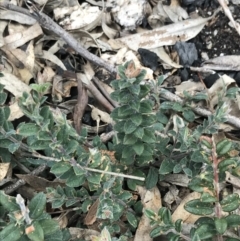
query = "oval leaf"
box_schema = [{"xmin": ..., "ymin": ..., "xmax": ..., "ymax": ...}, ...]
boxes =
[
  {"xmin": 216, "ymin": 139, "xmax": 232, "ymax": 156},
  {"xmin": 126, "ymin": 212, "xmax": 138, "ymax": 228},
  {"xmin": 39, "ymin": 219, "xmax": 60, "ymax": 236},
  {"xmin": 220, "ymin": 194, "xmax": 240, "ymax": 212},
  {"xmin": 0, "ymin": 223, "xmax": 22, "ymax": 241},
  {"xmin": 184, "ymin": 199, "xmax": 214, "ymax": 215},
  {"xmin": 28, "ymin": 192, "xmax": 46, "ymax": 219},
  {"xmin": 26, "ymin": 221, "xmax": 44, "ymax": 241},
  {"xmin": 17, "ymin": 123, "xmax": 40, "ymax": 136},
  {"xmin": 195, "ymin": 224, "xmax": 217, "ymax": 239},
  {"xmin": 145, "ymin": 167, "xmax": 159, "ymax": 189},
  {"xmin": 214, "ymin": 218, "xmax": 227, "ymax": 234}
]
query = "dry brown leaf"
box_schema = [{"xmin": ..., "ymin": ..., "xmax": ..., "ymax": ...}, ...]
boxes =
[
  {"xmin": 15, "ymin": 174, "xmax": 65, "ymax": 192},
  {"xmin": 89, "ymin": 104, "xmax": 112, "ymax": 133},
  {"xmin": 124, "ymin": 51, "xmax": 153, "ymax": 79},
  {"xmin": 219, "ymin": 123, "xmax": 235, "ymax": 133},
  {"xmin": 0, "ymin": 21, "xmax": 7, "ymax": 47},
  {"xmin": 75, "ymin": 31, "xmax": 102, "ymax": 51},
  {"xmin": 226, "ymin": 171, "xmax": 240, "ymax": 188},
  {"xmin": 134, "ymin": 186, "xmax": 161, "ymax": 241},
  {"xmin": 9, "ymin": 102, "xmax": 25, "ymax": 121},
  {"xmin": 37, "ymin": 66, "xmax": 55, "ymax": 93},
  {"xmin": 148, "ymin": 2, "xmax": 166, "ymax": 29},
  {"xmin": 163, "ymin": 185, "xmax": 179, "ymax": 205},
  {"xmin": 58, "ymin": 99, "xmax": 77, "ymax": 115},
  {"xmin": 48, "ymin": 39, "xmax": 65, "ymax": 54},
  {"xmin": 37, "ymin": 50, "xmax": 66, "ymax": 70},
  {"xmin": 54, "ymin": 212, "xmax": 68, "ymax": 229},
  {"xmin": 83, "ymin": 62, "xmax": 95, "ymax": 82},
  {"xmin": 84, "ymin": 199, "xmax": 99, "ymax": 225},
  {"xmin": 18, "ymin": 68, "xmax": 33, "ymax": 85},
  {"xmin": 8, "ymin": 22, "xmax": 28, "ymax": 35},
  {"xmin": 101, "ymin": 47, "xmax": 128, "ymax": 67},
  {"xmin": 163, "ymin": 2, "xmax": 189, "ymax": 23},
  {"xmin": 175, "ymin": 80, "xmax": 205, "ymax": 97},
  {"xmin": 69, "ymin": 227, "xmax": 100, "ymax": 240},
  {"xmin": 102, "ymin": 12, "xmax": 119, "ymax": 39},
  {"xmin": 52, "ymin": 75, "xmax": 64, "ymax": 102},
  {"xmin": 4, "ymin": 23, "xmax": 42, "ymax": 49},
  {"xmin": 0, "ymin": 163, "xmax": 10, "ymax": 181},
  {"xmin": 164, "ymin": 174, "xmax": 190, "ymax": 187},
  {"xmin": 125, "ymin": 61, "xmax": 141, "ymax": 78},
  {"xmin": 1, "ymin": 47, "xmax": 24, "ymax": 71},
  {"xmin": 229, "ymin": 98, "xmax": 240, "ymax": 120},
  {"xmin": 95, "ymin": 38, "xmax": 112, "ymax": 52},
  {"xmin": 213, "ymin": 132, "xmax": 226, "ymax": 146},
  {"xmin": 25, "ymin": 40, "xmax": 35, "ymax": 73},
  {"xmin": 208, "ymin": 74, "xmax": 236, "ymax": 109},
  {"xmin": 202, "ymin": 55, "xmax": 240, "ymax": 71},
  {"xmin": 4, "ymin": 43, "xmax": 35, "ymax": 83},
  {"xmin": 63, "ymin": 80, "xmax": 77, "ymax": 97},
  {"xmin": 0, "ymin": 10, "xmax": 37, "ymax": 25},
  {"xmin": 151, "ymin": 47, "xmax": 182, "ymax": 69},
  {"xmin": 89, "ymin": 105, "xmax": 113, "ymax": 124},
  {"xmin": 33, "ymin": 0, "xmax": 48, "ymax": 5},
  {"xmin": 0, "ymin": 70, "xmax": 32, "ymax": 120},
  {"xmin": 172, "ymin": 191, "xmax": 201, "ymax": 223},
  {"xmin": 6, "ymin": 48, "xmax": 33, "ymax": 83},
  {"xmin": 115, "ymin": 47, "xmax": 128, "ymax": 65},
  {"xmin": 109, "ymin": 16, "xmax": 213, "ymax": 51}
]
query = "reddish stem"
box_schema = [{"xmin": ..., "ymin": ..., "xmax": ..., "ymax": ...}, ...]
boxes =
[{"xmin": 211, "ymin": 137, "xmax": 223, "ymax": 241}]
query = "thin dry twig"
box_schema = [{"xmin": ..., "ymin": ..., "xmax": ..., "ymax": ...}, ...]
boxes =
[
  {"xmin": 92, "ymin": 76, "xmax": 119, "ymax": 108},
  {"xmin": 73, "ymin": 77, "xmax": 88, "ymax": 134},
  {"xmin": 0, "ymin": 2, "xmax": 117, "ymax": 74},
  {"xmin": 84, "ymin": 77, "xmax": 115, "ymax": 112},
  {"xmin": 16, "ymin": 151, "xmax": 145, "ymax": 182}
]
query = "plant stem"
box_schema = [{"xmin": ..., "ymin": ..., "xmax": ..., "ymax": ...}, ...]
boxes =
[
  {"xmin": 212, "ymin": 136, "xmax": 223, "ymax": 241},
  {"xmin": 212, "ymin": 136, "xmax": 221, "ymax": 216},
  {"xmin": 22, "ymin": 151, "xmax": 145, "ymax": 181}
]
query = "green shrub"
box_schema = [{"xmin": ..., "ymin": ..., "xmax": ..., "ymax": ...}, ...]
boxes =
[{"xmin": 0, "ymin": 62, "xmax": 240, "ymax": 241}]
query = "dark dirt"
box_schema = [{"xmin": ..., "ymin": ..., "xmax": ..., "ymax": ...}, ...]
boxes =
[
  {"xmin": 164, "ymin": 1, "xmax": 240, "ymax": 88},
  {"xmin": 197, "ymin": 3, "xmax": 240, "ymax": 58}
]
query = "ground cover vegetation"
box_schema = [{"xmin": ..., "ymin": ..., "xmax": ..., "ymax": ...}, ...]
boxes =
[
  {"xmin": 1, "ymin": 61, "xmax": 240, "ymax": 240},
  {"xmin": 1, "ymin": 0, "xmax": 240, "ymax": 241}
]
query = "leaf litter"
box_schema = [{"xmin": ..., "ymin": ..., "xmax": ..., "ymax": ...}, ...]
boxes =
[{"xmin": 0, "ymin": 0, "xmax": 240, "ymax": 240}]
